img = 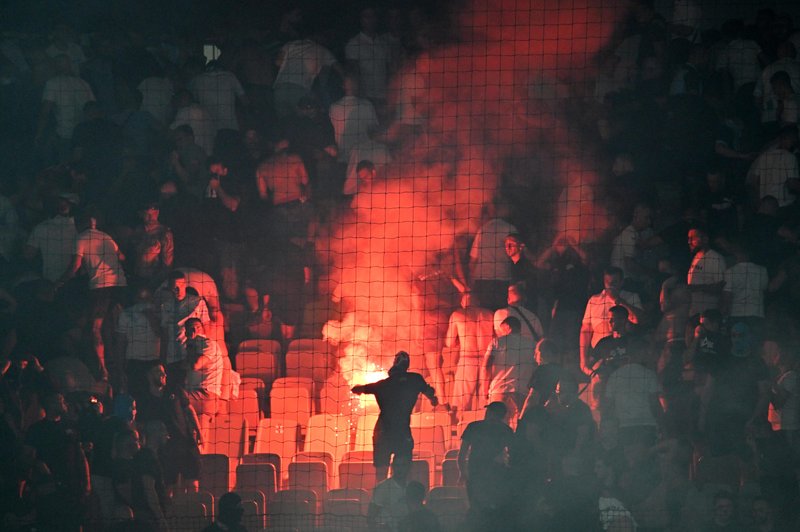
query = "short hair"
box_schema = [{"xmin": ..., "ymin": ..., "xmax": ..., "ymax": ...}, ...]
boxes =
[
  {"xmin": 485, "ymin": 401, "xmax": 508, "ymax": 419},
  {"xmin": 713, "ymin": 490, "xmax": 736, "ymax": 506},
  {"xmin": 770, "ymin": 70, "xmax": 793, "ymax": 88},
  {"xmin": 508, "ymin": 282, "xmax": 527, "ymax": 301},
  {"xmin": 536, "ymin": 338, "xmax": 560, "ymax": 363},
  {"xmin": 604, "ymin": 266, "xmax": 624, "ymax": 279},
  {"xmin": 609, "ymin": 305, "xmax": 629, "ymax": 320},
  {"xmin": 184, "ymin": 317, "xmax": 203, "ymax": 329},
  {"xmin": 356, "ymin": 160, "xmax": 375, "ymax": 172},
  {"xmin": 501, "ymin": 316, "xmax": 521, "ymax": 333},
  {"xmin": 700, "ymin": 308, "xmax": 722, "ymax": 324},
  {"xmin": 405, "ymin": 481, "xmax": 427, "ymax": 504},
  {"xmin": 167, "ymin": 270, "xmax": 186, "ymax": 282},
  {"xmin": 174, "ymin": 124, "xmax": 194, "ymax": 137},
  {"xmin": 505, "ymin": 232, "xmax": 523, "ymax": 243}
]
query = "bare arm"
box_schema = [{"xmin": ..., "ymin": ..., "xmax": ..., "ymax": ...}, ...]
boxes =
[
  {"xmin": 57, "ymin": 254, "xmax": 82, "ymax": 286},
  {"xmin": 579, "ymin": 324, "xmax": 593, "ymax": 376}
]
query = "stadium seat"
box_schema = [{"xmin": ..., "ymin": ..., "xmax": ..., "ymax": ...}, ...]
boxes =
[
  {"xmin": 235, "ymin": 350, "xmax": 280, "ymax": 384},
  {"xmin": 236, "ymin": 462, "xmax": 278, "ymax": 499},
  {"xmin": 268, "ymin": 488, "xmax": 319, "ymax": 531},
  {"xmin": 198, "ymin": 454, "xmax": 233, "ymax": 497},
  {"xmin": 410, "ymin": 425, "xmax": 447, "ymax": 465},
  {"xmin": 441, "ymin": 458, "xmax": 460, "ymax": 486},
  {"xmin": 285, "ymin": 346, "xmax": 333, "ymax": 384},
  {"xmin": 254, "ymin": 418, "xmax": 300, "ymax": 482},
  {"xmin": 202, "ymin": 413, "xmax": 248, "ymax": 460},
  {"xmin": 339, "ymin": 461, "xmax": 376, "ymax": 491},
  {"xmin": 288, "ymin": 461, "xmax": 329, "ymax": 498},
  {"xmin": 304, "ymin": 414, "xmax": 352, "ymax": 463},
  {"xmin": 353, "ymin": 413, "xmax": 379, "ymax": 452},
  {"xmin": 241, "ymin": 452, "xmax": 282, "ymax": 486},
  {"xmin": 228, "ymin": 388, "xmax": 262, "ymax": 442},
  {"xmin": 270, "ymin": 385, "xmax": 312, "ymax": 428}
]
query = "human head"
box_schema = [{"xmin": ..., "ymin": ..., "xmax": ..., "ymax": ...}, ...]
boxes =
[
  {"xmin": 42, "ymin": 392, "xmax": 68, "ymax": 419},
  {"xmin": 343, "ymin": 71, "xmax": 361, "ymax": 97},
  {"xmin": 485, "ymin": 401, "xmax": 508, "ymax": 422},
  {"xmin": 603, "ymin": 267, "xmax": 624, "ymax": 295},
  {"xmin": 147, "ymin": 363, "xmax": 167, "ymax": 392},
  {"xmin": 535, "ymin": 338, "xmax": 560, "ymax": 365},
  {"xmin": 405, "ymin": 480, "xmax": 427, "ymax": 507},
  {"xmin": 113, "ymin": 394, "xmax": 137, "ymax": 424},
  {"xmin": 173, "ymin": 124, "xmax": 195, "ymax": 147},
  {"xmin": 360, "ymin": 6, "xmax": 379, "ymax": 35},
  {"xmin": 608, "ymin": 305, "xmax": 629, "ymax": 334},
  {"xmin": 751, "ymin": 497, "xmax": 774, "ymax": 527},
  {"xmin": 687, "ymin": 226, "xmax": 709, "ymax": 254},
  {"xmin": 56, "ymin": 192, "xmax": 78, "ymax": 216},
  {"xmin": 140, "ymin": 201, "xmax": 160, "ymax": 225},
  {"xmin": 631, "ymin": 204, "xmax": 652, "ymax": 232},
  {"xmin": 167, "ymin": 270, "xmax": 187, "ymax": 301},
  {"xmin": 391, "ymin": 457, "xmax": 411, "ymax": 482},
  {"xmin": 389, "ymin": 351, "xmax": 410, "ymax": 375},
  {"xmin": 504, "ymin": 233, "xmax": 524, "ymax": 260},
  {"xmin": 699, "ymin": 309, "xmax": 722, "ymax": 332},
  {"xmin": 507, "ymin": 282, "xmax": 525, "ymax": 306},
  {"xmin": 555, "ymin": 376, "xmax": 579, "ymax": 406},
  {"xmin": 356, "ymin": 160, "xmax": 376, "ymax": 187},
  {"xmin": 218, "ymin": 492, "xmax": 245, "ymax": 525},
  {"xmin": 712, "ymin": 491, "xmax": 736, "ymax": 526},
  {"xmin": 113, "ymin": 428, "xmax": 141, "ymax": 458},
  {"xmin": 184, "ymin": 318, "xmax": 204, "ymax": 340},
  {"xmin": 500, "ymin": 316, "xmax": 521, "ymax": 336},
  {"xmin": 770, "ymin": 70, "xmax": 794, "ymax": 99}
]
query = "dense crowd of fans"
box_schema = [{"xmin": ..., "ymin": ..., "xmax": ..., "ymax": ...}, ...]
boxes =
[{"xmin": 2, "ymin": 0, "xmax": 800, "ymax": 530}]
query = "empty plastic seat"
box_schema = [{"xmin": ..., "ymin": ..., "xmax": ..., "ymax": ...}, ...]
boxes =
[
  {"xmin": 304, "ymin": 414, "xmax": 352, "ymax": 464},
  {"xmin": 238, "ymin": 339, "xmax": 282, "ymax": 355},
  {"xmin": 441, "ymin": 459, "xmax": 460, "ymax": 487},
  {"xmin": 325, "ymin": 488, "xmax": 369, "ymax": 506},
  {"xmin": 410, "ymin": 425, "xmax": 447, "ymax": 465},
  {"xmin": 228, "ymin": 389, "xmax": 262, "ymax": 439},
  {"xmin": 285, "ymin": 348, "xmax": 333, "ymax": 383},
  {"xmin": 198, "ymin": 454, "xmax": 233, "ymax": 496},
  {"xmin": 254, "ymin": 418, "xmax": 300, "ymax": 481},
  {"xmin": 268, "ymin": 488, "xmax": 319, "ymax": 531},
  {"xmin": 241, "ymin": 452, "xmax": 281, "ymax": 485},
  {"xmin": 235, "ymin": 350, "xmax": 280, "ymax": 384},
  {"xmin": 294, "ymin": 451, "xmax": 335, "ymax": 488},
  {"xmin": 339, "ymin": 461, "xmax": 376, "ymax": 491},
  {"xmin": 353, "ymin": 413, "xmax": 379, "ymax": 452},
  {"xmin": 287, "ymin": 338, "xmax": 329, "ymax": 354},
  {"xmin": 288, "ymin": 461, "xmax": 329, "ymax": 497},
  {"xmin": 270, "ymin": 385, "xmax": 312, "ymax": 428},
  {"xmin": 167, "ymin": 497, "xmax": 210, "ymax": 531},
  {"xmin": 202, "ymin": 414, "xmax": 248, "ymax": 460},
  {"xmin": 236, "ymin": 462, "xmax": 278, "ymax": 499},
  {"xmin": 408, "ymin": 459, "xmax": 431, "ymax": 492}
]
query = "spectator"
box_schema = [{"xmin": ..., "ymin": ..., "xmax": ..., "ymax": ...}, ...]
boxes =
[
  {"xmin": 202, "ymin": 491, "xmax": 246, "ymax": 532},
  {"xmin": 188, "ymin": 58, "xmax": 248, "ymax": 132},
  {"xmin": 351, "ymin": 351, "xmax": 438, "ymax": 481},
  {"xmin": 493, "ymin": 282, "xmax": 545, "ymax": 343},
  {"xmin": 398, "ymin": 480, "xmax": 442, "ymax": 532},
  {"xmin": 445, "ymin": 291, "xmax": 494, "ymax": 412},
  {"xmin": 329, "ymin": 72, "xmax": 379, "ymax": 164},
  {"xmin": 721, "ymin": 240, "xmax": 768, "ymax": 338},
  {"xmin": 687, "ymin": 226, "xmax": 726, "ymax": 322},
  {"xmin": 114, "ymin": 287, "xmax": 160, "ymax": 401},
  {"xmin": 482, "ymin": 316, "xmax": 537, "ymax": 423},
  {"xmin": 467, "ymin": 198, "xmax": 518, "ymax": 311},
  {"xmin": 183, "ymin": 318, "xmax": 224, "ymax": 420},
  {"xmin": 746, "ymin": 126, "xmax": 800, "ymax": 208},
  {"xmin": 23, "ymin": 192, "xmax": 77, "ymax": 283},
  {"xmin": 458, "ymin": 401, "xmax": 514, "ymax": 518},
  {"xmin": 345, "ymin": 6, "xmax": 391, "ymax": 111},
  {"xmin": 127, "ymin": 201, "xmax": 174, "ymax": 289},
  {"xmin": 609, "ymin": 203, "xmax": 654, "ymax": 282},
  {"xmin": 131, "ymin": 420, "xmax": 169, "ymax": 531}
]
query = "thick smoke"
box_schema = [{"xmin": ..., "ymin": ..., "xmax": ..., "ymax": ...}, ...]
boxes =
[{"xmin": 321, "ymin": 0, "xmax": 624, "ymax": 390}]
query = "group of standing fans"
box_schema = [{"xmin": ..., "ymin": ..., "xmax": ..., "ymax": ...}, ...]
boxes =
[{"xmin": 1, "ymin": 0, "xmax": 800, "ymax": 531}]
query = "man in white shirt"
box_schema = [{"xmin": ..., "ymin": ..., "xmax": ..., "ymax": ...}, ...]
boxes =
[
  {"xmin": 345, "ymin": 7, "xmax": 391, "ymax": 107},
  {"xmin": 493, "ymin": 282, "xmax": 544, "ymax": 342},
  {"xmin": 610, "ymin": 203, "xmax": 653, "ymax": 281},
  {"xmin": 57, "ymin": 211, "xmax": 127, "ymax": 382},
  {"xmin": 171, "ymin": 89, "xmax": 216, "ymax": 156},
  {"xmin": 188, "ymin": 61, "xmax": 248, "ymax": 132},
  {"xmin": 715, "ymin": 20, "xmax": 762, "ymax": 91},
  {"xmin": 579, "ymin": 267, "xmax": 643, "ymax": 378},
  {"xmin": 157, "ymin": 270, "xmax": 210, "ymax": 386},
  {"xmin": 24, "ymin": 193, "xmax": 78, "ymax": 282},
  {"xmin": 753, "ymin": 41, "xmax": 800, "ymax": 124},
  {"xmin": 687, "ymin": 226, "xmax": 726, "ymax": 319},
  {"xmin": 721, "ymin": 241, "xmax": 768, "ymax": 336},
  {"xmin": 468, "ymin": 200, "xmax": 518, "ymax": 311},
  {"xmin": 115, "ymin": 287, "xmax": 160, "ymax": 400},
  {"xmin": 329, "ymin": 73, "xmax": 379, "ymax": 163},
  {"xmin": 482, "ymin": 316, "xmax": 537, "ymax": 423},
  {"xmin": 273, "ymin": 39, "xmax": 341, "ymax": 117},
  {"xmin": 747, "ymin": 126, "xmax": 800, "ymax": 207},
  {"xmin": 604, "ymin": 339, "xmax": 663, "ymax": 447},
  {"xmin": 184, "ymin": 318, "xmax": 224, "ymax": 419}
]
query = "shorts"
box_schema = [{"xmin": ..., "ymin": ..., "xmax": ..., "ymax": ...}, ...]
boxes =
[
  {"xmin": 373, "ymin": 428, "xmax": 413, "ymax": 468},
  {"xmin": 90, "ymin": 286, "xmax": 126, "ymax": 319}
]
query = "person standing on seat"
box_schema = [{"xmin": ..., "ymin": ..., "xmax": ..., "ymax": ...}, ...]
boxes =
[{"xmin": 351, "ymin": 351, "xmax": 439, "ymax": 481}]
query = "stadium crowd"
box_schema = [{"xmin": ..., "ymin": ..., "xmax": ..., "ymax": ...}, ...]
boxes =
[{"xmin": 1, "ymin": 0, "xmax": 800, "ymax": 531}]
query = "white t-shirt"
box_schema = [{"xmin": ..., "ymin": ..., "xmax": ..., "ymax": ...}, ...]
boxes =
[
  {"xmin": 188, "ymin": 70, "xmax": 244, "ymax": 131},
  {"xmin": 582, "ymin": 290, "xmax": 642, "ymax": 348},
  {"xmin": 27, "ymin": 215, "xmax": 77, "ymax": 282},
  {"xmin": 469, "ymin": 218, "xmax": 517, "ymax": 281},
  {"xmin": 605, "ymin": 363, "xmax": 660, "ymax": 428},
  {"xmin": 42, "ymin": 75, "xmax": 95, "ymax": 138},
  {"xmin": 610, "ymin": 225, "xmax": 645, "ymax": 279},
  {"xmin": 748, "ymin": 148, "xmax": 799, "ymax": 207},
  {"xmin": 715, "ymin": 39, "xmax": 762, "ymax": 90},
  {"xmin": 116, "ymin": 302, "xmax": 160, "ymax": 361},
  {"xmin": 274, "ymin": 40, "xmax": 337, "ymax": 90},
  {"xmin": 486, "ymin": 333, "xmax": 537, "ymax": 396},
  {"xmin": 328, "ymin": 95, "xmax": 378, "ymax": 162},
  {"xmin": 137, "ymin": 76, "xmax": 174, "ymax": 126},
  {"xmin": 687, "ymin": 249, "xmax": 726, "ymax": 316},
  {"xmin": 753, "ymin": 57, "xmax": 800, "ymax": 122},
  {"xmin": 171, "ymin": 103, "xmax": 216, "ymax": 156},
  {"xmin": 493, "ymin": 305, "xmax": 544, "ymax": 341},
  {"xmin": 345, "ymin": 32, "xmax": 390, "ymax": 100},
  {"xmin": 75, "ymin": 228, "xmax": 127, "ymax": 289},
  {"xmin": 186, "ymin": 335, "xmax": 224, "ymax": 397},
  {"xmin": 723, "ymin": 262, "xmax": 768, "ymax": 318}
]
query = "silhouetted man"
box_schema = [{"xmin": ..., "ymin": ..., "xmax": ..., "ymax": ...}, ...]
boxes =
[{"xmin": 352, "ymin": 351, "xmax": 438, "ymax": 481}]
